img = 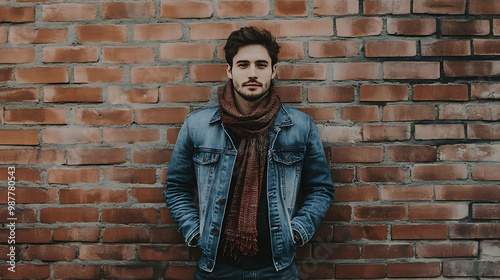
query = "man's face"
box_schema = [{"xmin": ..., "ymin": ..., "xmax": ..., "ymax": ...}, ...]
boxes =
[{"xmin": 226, "ymin": 44, "xmax": 277, "ymax": 102}]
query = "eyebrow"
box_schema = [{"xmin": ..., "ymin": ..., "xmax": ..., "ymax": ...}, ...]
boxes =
[{"xmin": 235, "ymin": 60, "xmax": 269, "ymax": 64}]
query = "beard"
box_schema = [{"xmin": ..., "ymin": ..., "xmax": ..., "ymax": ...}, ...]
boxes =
[{"xmin": 233, "ymin": 79, "xmax": 273, "ymax": 102}]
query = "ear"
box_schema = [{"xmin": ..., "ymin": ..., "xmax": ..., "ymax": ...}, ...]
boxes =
[
  {"xmin": 226, "ymin": 63, "xmax": 232, "ymax": 79},
  {"xmin": 271, "ymin": 64, "xmax": 277, "ymax": 79}
]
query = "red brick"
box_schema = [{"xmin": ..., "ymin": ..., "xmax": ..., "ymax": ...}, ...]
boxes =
[
  {"xmin": 333, "ymin": 62, "xmax": 380, "ymax": 80},
  {"xmin": 412, "ymin": 164, "xmax": 468, "ymax": 181},
  {"xmin": 364, "ymin": 0, "xmax": 411, "ymax": 14},
  {"xmin": 362, "ymin": 124, "xmax": 410, "ymax": 141},
  {"xmin": 74, "ymin": 108, "xmax": 132, "ymax": 125},
  {"xmin": 415, "ymin": 124, "xmax": 465, "ymax": 139},
  {"xmin": 131, "ymin": 187, "xmax": 165, "ymax": 203},
  {"xmin": 473, "ymin": 204, "xmax": 500, "ymax": 219},
  {"xmin": 445, "ymin": 61, "xmax": 500, "ymax": 77},
  {"xmin": 416, "ymin": 242, "xmax": 478, "ymax": 258},
  {"xmin": 421, "ymin": 39, "xmax": 471, "ymax": 56},
  {"xmin": 0, "ymin": 167, "xmax": 40, "ymax": 183},
  {"xmin": 103, "ymin": 47, "xmax": 154, "ymax": 63},
  {"xmin": 0, "ymin": 47, "xmax": 35, "ymax": 63},
  {"xmin": 108, "ymin": 87, "xmax": 158, "ymax": 104},
  {"xmin": 318, "ymin": 125, "xmax": 362, "ymax": 143},
  {"xmin": 0, "ymin": 228, "xmax": 51, "ymax": 243},
  {"xmin": 0, "ymin": 6, "xmax": 35, "ymax": 23},
  {"xmin": 277, "ymin": 41, "xmax": 304, "ymax": 60},
  {"xmin": 414, "ymin": 84, "xmax": 468, "ymax": 101},
  {"xmin": 77, "ymin": 25, "xmax": 126, "ymax": 43},
  {"xmin": 450, "ymin": 223, "xmax": 500, "ymax": 239},
  {"xmin": 277, "ymin": 87, "xmax": 303, "ymax": 102},
  {"xmin": 334, "ymin": 185, "xmax": 378, "ymax": 202},
  {"xmin": 313, "ymin": 0, "xmax": 359, "ymax": 15},
  {"xmin": 40, "ymin": 207, "xmax": 99, "ymax": 223},
  {"xmin": 470, "ymin": 0, "xmax": 500, "ymax": 14},
  {"xmin": 387, "ymin": 145, "xmax": 437, "ymax": 162},
  {"xmin": 42, "ymin": 4, "xmax": 96, "ymax": 21},
  {"xmin": 139, "ymin": 245, "xmax": 189, "ymax": 261},
  {"xmin": 0, "ymin": 68, "xmax": 12, "ymax": 82},
  {"xmin": 103, "ymin": 168, "xmax": 156, "ymax": 184},
  {"xmin": 101, "ymin": 208, "xmax": 157, "ymax": 224},
  {"xmin": 247, "ymin": 19, "xmax": 334, "ymax": 38},
  {"xmin": 387, "ymin": 18, "xmax": 436, "ymax": 35},
  {"xmin": 363, "ymin": 244, "xmax": 413, "ymax": 259},
  {"xmin": 297, "ymin": 107, "xmax": 334, "ymax": 122},
  {"xmin": 44, "ymin": 86, "xmax": 102, "ymax": 103},
  {"xmin": 436, "ymin": 185, "xmax": 500, "ymax": 201},
  {"xmin": 60, "ymin": 188, "xmax": 127, "ymax": 204},
  {"xmin": 365, "ymin": 40, "xmax": 416, "ymax": 57},
  {"xmin": 336, "ymin": 264, "xmax": 386, "ymax": 279},
  {"xmin": 313, "ymin": 244, "xmax": 360, "ymax": 260},
  {"xmin": 160, "ymin": 207, "xmax": 175, "ymax": 224},
  {"xmin": 103, "ymin": 227, "xmax": 149, "ymax": 243},
  {"xmin": 21, "ymin": 245, "xmax": 76, "ymax": 261},
  {"xmin": 53, "ymin": 227, "xmax": 100, "ymax": 242},
  {"xmin": 324, "ymin": 205, "xmax": 352, "ymax": 222},
  {"xmin": 311, "ymin": 225, "xmax": 334, "ymax": 242},
  {"xmin": 472, "ymin": 164, "xmax": 500, "ymax": 180},
  {"xmin": 103, "ymin": 128, "xmax": 160, "ymax": 143},
  {"xmin": 161, "ymin": 1, "xmax": 213, "ymax": 18},
  {"xmin": 167, "ymin": 128, "xmax": 181, "ymax": 144},
  {"xmin": 384, "ymin": 61, "xmax": 440, "ymax": 79},
  {"xmin": 354, "ymin": 205, "xmax": 407, "ymax": 221},
  {"xmin": 441, "ymin": 19, "xmax": 490, "ymax": 35},
  {"xmin": 0, "ymin": 129, "xmax": 38, "ymax": 145},
  {"xmin": 134, "ymin": 107, "xmax": 189, "ymax": 124},
  {"xmin": 190, "ymin": 22, "xmax": 240, "ymax": 40},
  {"xmin": 164, "ymin": 265, "xmax": 197, "ymax": 280},
  {"xmin": 160, "ymin": 85, "xmax": 211, "ymax": 103},
  {"xmin": 341, "ymin": 106, "xmax": 379, "ymax": 122},
  {"xmin": 218, "ymin": 0, "xmax": 270, "ymax": 17},
  {"xmin": 74, "ymin": 66, "xmax": 123, "ymax": 83},
  {"xmin": 388, "ymin": 262, "xmax": 441, "ymax": 277},
  {"xmin": 101, "ymin": 1, "xmax": 155, "ymax": 19},
  {"xmin": 5, "ymin": 108, "xmax": 65, "ymax": 124},
  {"xmin": 383, "ymin": 105, "xmax": 435, "ymax": 121},
  {"xmin": 393, "ymin": 224, "xmax": 447, "ymax": 239},
  {"xmin": 0, "ymin": 27, "xmax": 5, "ymax": 43},
  {"xmin": 42, "ymin": 127, "xmax": 100, "ymax": 145},
  {"xmin": 48, "ymin": 168, "xmax": 99, "ymax": 184},
  {"xmin": 334, "ymin": 225, "xmax": 387, "ymax": 241},
  {"xmin": 495, "ymin": 19, "xmax": 500, "ymax": 35},
  {"xmin": 0, "ymin": 264, "xmax": 50, "ymax": 280},
  {"xmin": 471, "ymin": 83, "xmax": 500, "ymax": 99},
  {"xmin": 413, "ymin": 0, "xmax": 466, "ymax": 14},
  {"xmin": 381, "ymin": 185, "xmax": 434, "ymax": 201},
  {"xmin": 67, "ymin": 148, "xmax": 127, "ymax": 165},
  {"xmin": 132, "ymin": 66, "xmax": 183, "ymax": 83},
  {"xmin": 357, "ymin": 166, "xmax": 407, "ymax": 182},
  {"xmin": 134, "ymin": 23, "xmax": 182, "ymax": 41},
  {"xmin": 278, "ymin": 64, "xmax": 327, "ymax": 80},
  {"xmin": 160, "ymin": 43, "xmax": 213, "ymax": 60},
  {"xmin": 439, "ymin": 104, "xmax": 500, "ymax": 121},
  {"xmin": 43, "ymin": 46, "xmax": 98, "ymax": 63},
  {"xmin": 360, "ymin": 84, "xmax": 408, "ymax": 101},
  {"xmin": 439, "ymin": 144, "xmax": 500, "ymax": 161},
  {"xmin": 308, "ymin": 86, "xmax": 355, "ymax": 103},
  {"xmin": 410, "ymin": 203, "xmax": 468, "ymax": 220},
  {"xmin": 309, "ymin": 40, "xmax": 358, "ymax": 58},
  {"xmin": 474, "ymin": 39, "xmax": 500, "ymax": 55},
  {"xmin": 336, "ymin": 17, "xmax": 383, "ymax": 37},
  {"xmin": 0, "ymin": 187, "xmax": 56, "ymax": 204},
  {"xmin": 0, "ymin": 149, "xmax": 65, "ymax": 164},
  {"xmin": 103, "ymin": 266, "xmax": 154, "ymax": 279},
  {"xmin": 274, "ymin": 0, "xmax": 306, "ymax": 16},
  {"xmin": 189, "ymin": 64, "xmax": 227, "ymax": 82},
  {"xmin": 132, "ymin": 149, "xmax": 173, "ymax": 164},
  {"xmin": 53, "ymin": 265, "xmax": 100, "ymax": 280},
  {"xmin": 444, "ymin": 260, "xmax": 500, "ymax": 277},
  {"xmin": 80, "ymin": 245, "xmax": 136, "ymax": 260},
  {"xmin": 9, "ymin": 27, "xmax": 67, "ymax": 43},
  {"xmin": 16, "ymin": 66, "xmax": 68, "ymax": 83}
]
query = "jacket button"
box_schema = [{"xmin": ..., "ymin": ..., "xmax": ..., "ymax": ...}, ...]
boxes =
[
  {"xmin": 286, "ymin": 156, "xmax": 291, "ymax": 161},
  {"xmin": 211, "ymin": 227, "xmax": 220, "ymax": 236},
  {"xmin": 202, "ymin": 155, "xmax": 207, "ymax": 162},
  {"xmin": 217, "ymin": 198, "xmax": 226, "ymax": 204},
  {"xmin": 228, "ymin": 144, "xmax": 233, "ymax": 150}
]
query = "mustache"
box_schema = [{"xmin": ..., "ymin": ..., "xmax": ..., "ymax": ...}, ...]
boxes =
[{"xmin": 243, "ymin": 79, "xmax": 262, "ymax": 86}]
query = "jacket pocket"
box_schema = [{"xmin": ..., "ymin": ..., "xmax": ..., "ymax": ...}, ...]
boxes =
[{"xmin": 271, "ymin": 149, "xmax": 304, "ymax": 212}]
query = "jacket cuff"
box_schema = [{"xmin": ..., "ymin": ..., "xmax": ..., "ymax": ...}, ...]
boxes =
[
  {"xmin": 185, "ymin": 226, "xmax": 200, "ymax": 248},
  {"xmin": 291, "ymin": 221, "xmax": 308, "ymax": 246}
]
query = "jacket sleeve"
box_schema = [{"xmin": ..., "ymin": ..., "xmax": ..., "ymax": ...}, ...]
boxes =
[
  {"xmin": 291, "ymin": 117, "xmax": 335, "ymax": 245},
  {"xmin": 164, "ymin": 115, "xmax": 200, "ymax": 247}
]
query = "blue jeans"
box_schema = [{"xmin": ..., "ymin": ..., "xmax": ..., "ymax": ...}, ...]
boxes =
[{"xmin": 194, "ymin": 260, "xmax": 299, "ymax": 280}]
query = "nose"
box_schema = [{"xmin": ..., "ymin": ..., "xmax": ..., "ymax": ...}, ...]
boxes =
[{"xmin": 248, "ymin": 65, "xmax": 257, "ymax": 78}]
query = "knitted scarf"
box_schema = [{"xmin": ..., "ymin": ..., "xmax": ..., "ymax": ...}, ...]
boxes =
[{"xmin": 218, "ymin": 80, "xmax": 281, "ymax": 260}]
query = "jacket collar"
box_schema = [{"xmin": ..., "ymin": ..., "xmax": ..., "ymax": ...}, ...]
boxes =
[{"xmin": 209, "ymin": 103, "xmax": 293, "ymax": 128}]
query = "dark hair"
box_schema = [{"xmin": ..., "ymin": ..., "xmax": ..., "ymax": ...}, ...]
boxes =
[{"xmin": 224, "ymin": 27, "xmax": 280, "ymax": 68}]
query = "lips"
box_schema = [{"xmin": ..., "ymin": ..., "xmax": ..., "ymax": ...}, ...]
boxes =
[{"xmin": 244, "ymin": 82, "xmax": 261, "ymax": 87}]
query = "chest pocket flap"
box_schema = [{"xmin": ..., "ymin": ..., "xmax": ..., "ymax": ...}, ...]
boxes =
[
  {"xmin": 272, "ymin": 151, "xmax": 304, "ymax": 166},
  {"xmin": 193, "ymin": 152, "xmax": 220, "ymax": 165}
]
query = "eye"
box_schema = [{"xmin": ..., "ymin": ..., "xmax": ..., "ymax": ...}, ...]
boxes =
[
  {"xmin": 237, "ymin": 63, "xmax": 249, "ymax": 68},
  {"xmin": 257, "ymin": 63, "xmax": 268, "ymax": 69}
]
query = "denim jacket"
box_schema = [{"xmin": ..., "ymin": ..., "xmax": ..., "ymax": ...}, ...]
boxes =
[{"xmin": 164, "ymin": 103, "xmax": 334, "ymax": 272}]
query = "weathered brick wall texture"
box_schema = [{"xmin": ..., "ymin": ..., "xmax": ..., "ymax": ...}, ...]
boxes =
[{"xmin": 1, "ymin": 0, "xmax": 499, "ymax": 279}]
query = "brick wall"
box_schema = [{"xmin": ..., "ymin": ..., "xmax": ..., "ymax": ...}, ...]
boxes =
[{"xmin": 1, "ymin": 0, "xmax": 499, "ymax": 279}]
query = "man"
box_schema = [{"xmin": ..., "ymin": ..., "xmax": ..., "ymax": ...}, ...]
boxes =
[{"xmin": 164, "ymin": 27, "xmax": 334, "ymax": 280}]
